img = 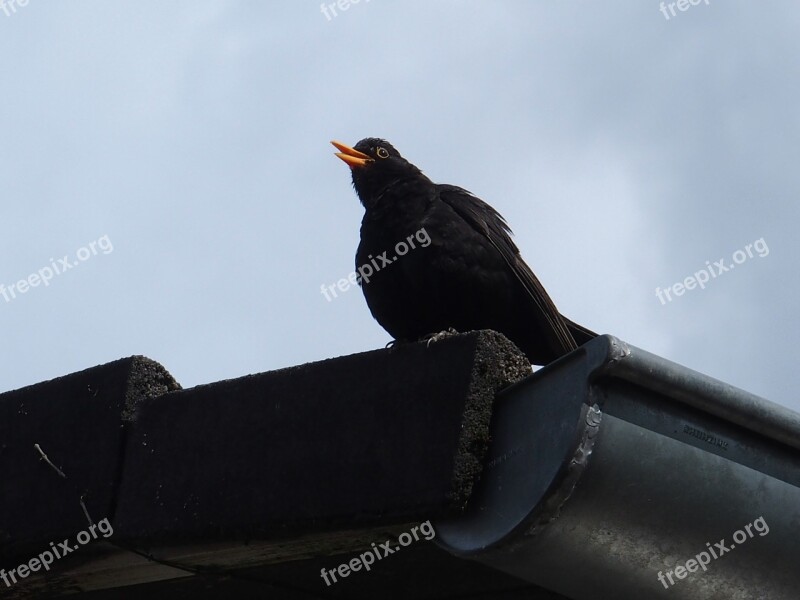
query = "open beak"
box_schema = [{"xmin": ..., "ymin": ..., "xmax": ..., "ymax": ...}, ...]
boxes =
[{"xmin": 331, "ymin": 140, "xmax": 373, "ymax": 168}]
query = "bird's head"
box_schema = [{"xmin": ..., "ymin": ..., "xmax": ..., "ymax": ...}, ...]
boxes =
[{"xmin": 331, "ymin": 138, "xmax": 423, "ymax": 207}]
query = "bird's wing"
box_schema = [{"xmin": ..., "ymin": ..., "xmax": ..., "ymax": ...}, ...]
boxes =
[{"xmin": 437, "ymin": 184, "xmax": 580, "ymax": 357}]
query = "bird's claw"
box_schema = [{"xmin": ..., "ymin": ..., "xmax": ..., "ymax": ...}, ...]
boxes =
[{"xmin": 423, "ymin": 328, "xmax": 460, "ymax": 348}]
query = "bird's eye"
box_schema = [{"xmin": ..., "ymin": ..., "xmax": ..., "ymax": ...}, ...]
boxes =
[{"xmin": 376, "ymin": 147, "xmax": 390, "ymax": 159}]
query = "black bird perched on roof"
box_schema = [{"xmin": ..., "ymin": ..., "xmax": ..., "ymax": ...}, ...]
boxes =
[{"xmin": 331, "ymin": 137, "xmax": 596, "ymax": 366}]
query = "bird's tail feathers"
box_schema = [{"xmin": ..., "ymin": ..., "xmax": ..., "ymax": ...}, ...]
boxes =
[{"xmin": 562, "ymin": 316, "xmax": 597, "ymax": 347}]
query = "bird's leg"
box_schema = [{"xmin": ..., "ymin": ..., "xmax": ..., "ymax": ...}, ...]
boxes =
[{"xmin": 422, "ymin": 327, "xmax": 460, "ymax": 348}]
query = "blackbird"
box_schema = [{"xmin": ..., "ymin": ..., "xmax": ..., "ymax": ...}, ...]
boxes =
[{"xmin": 331, "ymin": 137, "xmax": 596, "ymax": 365}]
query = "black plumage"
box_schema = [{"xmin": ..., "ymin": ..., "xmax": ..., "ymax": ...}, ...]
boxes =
[{"xmin": 332, "ymin": 137, "xmax": 595, "ymax": 365}]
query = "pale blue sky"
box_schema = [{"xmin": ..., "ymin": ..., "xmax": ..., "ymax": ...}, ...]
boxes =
[{"xmin": 1, "ymin": 1, "xmax": 798, "ymax": 413}]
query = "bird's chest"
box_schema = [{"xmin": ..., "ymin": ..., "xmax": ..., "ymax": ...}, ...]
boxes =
[
  {"xmin": 357, "ymin": 187, "xmax": 431, "ymax": 260},
  {"xmin": 355, "ymin": 194, "xmax": 435, "ymax": 301},
  {"xmin": 357, "ymin": 202, "xmax": 506, "ymax": 304}
]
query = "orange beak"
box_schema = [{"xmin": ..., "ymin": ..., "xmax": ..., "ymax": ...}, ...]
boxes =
[{"xmin": 331, "ymin": 140, "xmax": 373, "ymax": 168}]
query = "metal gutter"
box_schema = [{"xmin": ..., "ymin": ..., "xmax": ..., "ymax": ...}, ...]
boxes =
[{"xmin": 435, "ymin": 335, "xmax": 800, "ymax": 600}]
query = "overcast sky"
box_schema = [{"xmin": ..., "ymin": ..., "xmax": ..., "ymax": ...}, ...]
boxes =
[{"xmin": 1, "ymin": 1, "xmax": 798, "ymax": 415}]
